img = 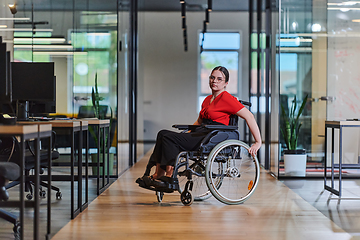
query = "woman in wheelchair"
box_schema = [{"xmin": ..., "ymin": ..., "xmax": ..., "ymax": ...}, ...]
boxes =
[{"xmin": 136, "ymin": 66, "xmax": 261, "ymax": 194}]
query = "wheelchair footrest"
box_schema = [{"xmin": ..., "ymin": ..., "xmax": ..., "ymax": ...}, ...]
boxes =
[{"xmin": 136, "ymin": 176, "xmax": 179, "ymax": 193}]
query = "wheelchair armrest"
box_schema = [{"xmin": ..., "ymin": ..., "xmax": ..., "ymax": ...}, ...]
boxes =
[
  {"xmin": 172, "ymin": 125, "xmax": 199, "ymax": 132},
  {"xmin": 202, "ymin": 125, "xmax": 238, "ymax": 130}
]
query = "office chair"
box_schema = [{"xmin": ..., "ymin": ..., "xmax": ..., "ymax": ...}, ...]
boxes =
[
  {"xmin": 0, "ymin": 136, "xmax": 62, "ymax": 200},
  {"xmin": 0, "ymin": 162, "xmax": 21, "ymax": 238}
]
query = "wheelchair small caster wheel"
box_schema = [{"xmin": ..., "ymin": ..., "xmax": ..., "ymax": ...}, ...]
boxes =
[
  {"xmin": 181, "ymin": 190, "xmax": 194, "ymax": 206},
  {"xmin": 13, "ymin": 222, "xmax": 20, "ymax": 240},
  {"xmin": 40, "ymin": 190, "xmax": 46, "ymax": 198},
  {"xmin": 156, "ymin": 191, "xmax": 164, "ymax": 202},
  {"xmin": 56, "ymin": 192, "xmax": 62, "ymax": 200},
  {"xmin": 26, "ymin": 193, "xmax": 33, "ymax": 200}
]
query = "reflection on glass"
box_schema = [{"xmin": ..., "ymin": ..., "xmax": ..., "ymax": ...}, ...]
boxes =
[
  {"xmin": 199, "ymin": 32, "xmax": 240, "ymax": 111},
  {"xmin": 200, "ymin": 51, "xmax": 238, "ymax": 95},
  {"xmin": 200, "ymin": 32, "xmax": 240, "ymax": 49}
]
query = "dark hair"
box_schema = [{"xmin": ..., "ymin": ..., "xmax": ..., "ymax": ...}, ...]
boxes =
[{"xmin": 211, "ymin": 66, "xmax": 229, "ymax": 82}]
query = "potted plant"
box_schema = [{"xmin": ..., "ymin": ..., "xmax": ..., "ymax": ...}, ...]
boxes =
[
  {"xmin": 89, "ymin": 73, "xmax": 114, "ymax": 175},
  {"xmin": 280, "ymin": 95, "xmax": 308, "ymax": 176}
]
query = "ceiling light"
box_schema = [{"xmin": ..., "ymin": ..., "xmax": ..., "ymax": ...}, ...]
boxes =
[
  {"xmin": 14, "ymin": 37, "xmax": 66, "ymax": 43},
  {"xmin": 0, "ymin": 28, "xmax": 53, "ymax": 32},
  {"xmin": 311, "ymin": 23, "xmax": 322, "ymax": 32},
  {"xmin": 343, "ymin": 1, "xmax": 358, "ymax": 6},
  {"xmin": 280, "ymin": 38, "xmax": 312, "ymax": 43},
  {"xmin": 14, "ymin": 44, "xmax": 73, "ymax": 50},
  {"xmin": 328, "ymin": 7, "xmax": 360, "ymax": 10},
  {"xmin": 205, "ymin": 9, "xmax": 209, "ymax": 24},
  {"xmin": 181, "ymin": 3, "xmax": 186, "ymax": 18},
  {"xmin": 86, "ymin": 32, "xmax": 111, "ymax": 36},
  {"xmin": 0, "ymin": 18, "xmax": 31, "ymax": 21},
  {"xmin": 8, "ymin": 4, "xmax": 17, "ymax": 14},
  {"xmin": 327, "ymin": 1, "xmax": 360, "ymax": 5},
  {"xmin": 352, "ymin": 19, "xmax": 360, "ymax": 22},
  {"xmin": 0, "ymin": 25, "xmax": 7, "ymax": 28},
  {"xmin": 33, "ymin": 51, "xmax": 87, "ymax": 56}
]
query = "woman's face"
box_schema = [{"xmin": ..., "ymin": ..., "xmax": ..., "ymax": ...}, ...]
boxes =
[{"xmin": 209, "ymin": 70, "xmax": 228, "ymax": 92}]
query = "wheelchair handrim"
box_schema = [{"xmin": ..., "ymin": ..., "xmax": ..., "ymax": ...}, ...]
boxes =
[{"xmin": 205, "ymin": 139, "xmax": 260, "ymax": 205}]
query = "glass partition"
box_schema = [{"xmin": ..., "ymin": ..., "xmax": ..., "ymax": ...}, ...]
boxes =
[
  {"xmin": 275, "ymin": 0, "xmax": 360, "ymax": 178},
  {"xmin": 5, "ymin": 1, "xmax": 131, "ymax": 177},
  {"xmin": 277, "ymin": 0, "xmax": 316, "ymax": 177},
  {"xmin": 117, "ymin": 4, "xmax": 130, "ymax": 174},
  {"xmin": 326, "ymin": 1, "xmax": 360, "ymax": 174}
]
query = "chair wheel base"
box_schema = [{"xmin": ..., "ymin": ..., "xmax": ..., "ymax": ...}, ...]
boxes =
[{"xmin": 56, "ymin": 192, "xmax": 62, "ymax": 200}]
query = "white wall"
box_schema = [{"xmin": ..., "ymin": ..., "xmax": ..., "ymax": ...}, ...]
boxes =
[
  {"xmin": 138, "ymin": 11, "xmax": 249, "ymax": 141},
  {"xmin": 53, "ymin": 57, "xmax": 69, "ymax": 114}
]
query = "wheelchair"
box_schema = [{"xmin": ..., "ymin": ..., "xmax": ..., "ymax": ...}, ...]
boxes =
[{"xmin": 137, "ymin": 100, "xmax": 260, "ymax": 206}]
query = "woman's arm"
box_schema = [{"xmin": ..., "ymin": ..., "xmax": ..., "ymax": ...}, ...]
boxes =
[
  {"xmin": 236, "ymin": 108, "xmax": 262, "ymax": 156},
  {"xmin": 193, "ymin": 117, "xmax": 202, "ymax": 125}
]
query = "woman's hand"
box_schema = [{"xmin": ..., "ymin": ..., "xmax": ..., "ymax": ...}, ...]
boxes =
[
  {"xmin": 236, "ymin": 108, "xmax": 262, "ymax": 157},
  {"xmin": 248, "ymin": 142, "xmax": 261, "ymax": 156}
]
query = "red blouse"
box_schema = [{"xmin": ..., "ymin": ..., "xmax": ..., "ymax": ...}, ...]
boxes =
[{"xmin": 199, "ymin": 91, "xmax": 244, "ymax": 125}]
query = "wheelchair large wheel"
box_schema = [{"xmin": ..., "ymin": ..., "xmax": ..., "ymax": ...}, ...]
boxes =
[
  {"xmin": 174, "ymin": 156, "xmax": 215, "ymax": 201},
  {"xmin": 205, "ymin": 140, "xmax": 260, "ymax": 205}
]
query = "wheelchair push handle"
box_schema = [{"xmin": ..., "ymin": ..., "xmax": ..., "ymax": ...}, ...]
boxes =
[{"xmin": 239, "ymin": 100, "xmax": 251, "ymax": 107}]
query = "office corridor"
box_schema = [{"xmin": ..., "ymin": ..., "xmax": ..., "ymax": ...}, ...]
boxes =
[{"xmin": 53, "ymin": 151, "xmax": 353, "ymax": 240}]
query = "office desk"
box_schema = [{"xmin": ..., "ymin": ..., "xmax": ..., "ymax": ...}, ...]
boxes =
[
  {"xmin": 324, "ymin": 120, "xmax": 360, "ymax": 198},
  {"xmin": 86, "ymin": 119, "xmax": 110, "ymax": 195},
  {"xmin": 0, "ymin": 124, "xmax": 51, "ymax": 240},
  {"xmin": 77, "ymin": 120, "xmax": 89, "ymax": 212},
  {"xmin": 19, "ymin": 120, "xmax": 89, "ymax": 219}
]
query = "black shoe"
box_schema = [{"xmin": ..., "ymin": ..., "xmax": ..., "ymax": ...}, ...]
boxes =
[
  {"xmin": 158, "ymin": 176, "xmax": 173, "ymax": 183},
  {"xmin": 151, "ymin": 179, "xmax": 166, "ymax": 188},
  {"xmin": 136, "ymin": 175, "xmax": 153, "ymax": 187},
  {"xmin": 135, "ymin": 177, "xmax": 145, "ymax": 186}
]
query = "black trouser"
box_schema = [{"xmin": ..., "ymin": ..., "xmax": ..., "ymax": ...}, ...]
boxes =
[{"xmin": 144, "ymin": 130, "xmax": 206, "ymax": 175}]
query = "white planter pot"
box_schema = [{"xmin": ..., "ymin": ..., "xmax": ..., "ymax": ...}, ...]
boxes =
[{"xmin": 284, "ymin": 152, "xmax": 307, "ymax": 177}]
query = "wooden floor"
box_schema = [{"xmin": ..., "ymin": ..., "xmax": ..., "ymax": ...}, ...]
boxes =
[
  {"xmin": 0, "ymin": 170, "xmax": 103, "ymax": 240},
  {"xmin": 52, "ymin": 151, "xmax": 357, "ymax": 240}
]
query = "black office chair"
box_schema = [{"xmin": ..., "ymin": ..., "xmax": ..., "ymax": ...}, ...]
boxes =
[
  {"xmin": 0, "ymin": 136, "xmax": 62, "ymax": 200},
  {"xmin": 0, "ymin": 162, "xmax": 21, "ymax": 238}
]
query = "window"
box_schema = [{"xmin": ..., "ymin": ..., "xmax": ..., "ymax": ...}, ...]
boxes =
[{"xmin": 198, "ymin": 32, "xmax": 241, "ymax": 111}]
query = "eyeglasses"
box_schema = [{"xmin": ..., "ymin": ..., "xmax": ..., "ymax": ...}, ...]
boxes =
[{"xmin": 209, "ymin": 75, "xmax": 224, "ymax": 82}]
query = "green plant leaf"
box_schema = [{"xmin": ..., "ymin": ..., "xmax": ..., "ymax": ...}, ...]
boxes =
[
  {"xmin": 280, "ymin": 94, "xmax": 308, "ymax": 151},
  {"xmin": 280, "ymin": 104, "xmax": 291, "ymax": 149}
]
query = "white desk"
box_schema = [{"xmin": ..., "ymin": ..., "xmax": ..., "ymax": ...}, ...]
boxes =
[{"xmin": 324, "ymin": 120, "xmax": 360, "ymax": 198}]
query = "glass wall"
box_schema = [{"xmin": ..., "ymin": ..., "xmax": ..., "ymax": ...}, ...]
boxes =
[
  {"xmin": 274, "ymin": 0, "xmax": 360, "ymax": 178},
  {"xmin": 277, "ymin": 0, "xmax": 321, "ymax": 177},
  {"xmin": 117, "ymin": 3, "xmax": 131, "ymax": 174},
  {"xmin": 326, "ymin": 1, "xmax": 360, "ymax": 174},
  {"xmin": 249, "ymin": 0, "xmax": 270, "ymax": 168},
  {"xmin": 1, "ymin": 0, "xmax": 132, "ymax": 177}
]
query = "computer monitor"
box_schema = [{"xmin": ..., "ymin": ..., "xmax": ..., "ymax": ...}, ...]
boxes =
[
  {"xmin": 0, "ymin": 41, "xmax": 12, "ymax": 113},
  {"xmin": 11, "ymin": 62, "xmax": 56, "ymax": 119},
  {"xmin": 0, "ymin": 37, "xmax": 12, "ymax": 113}
]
